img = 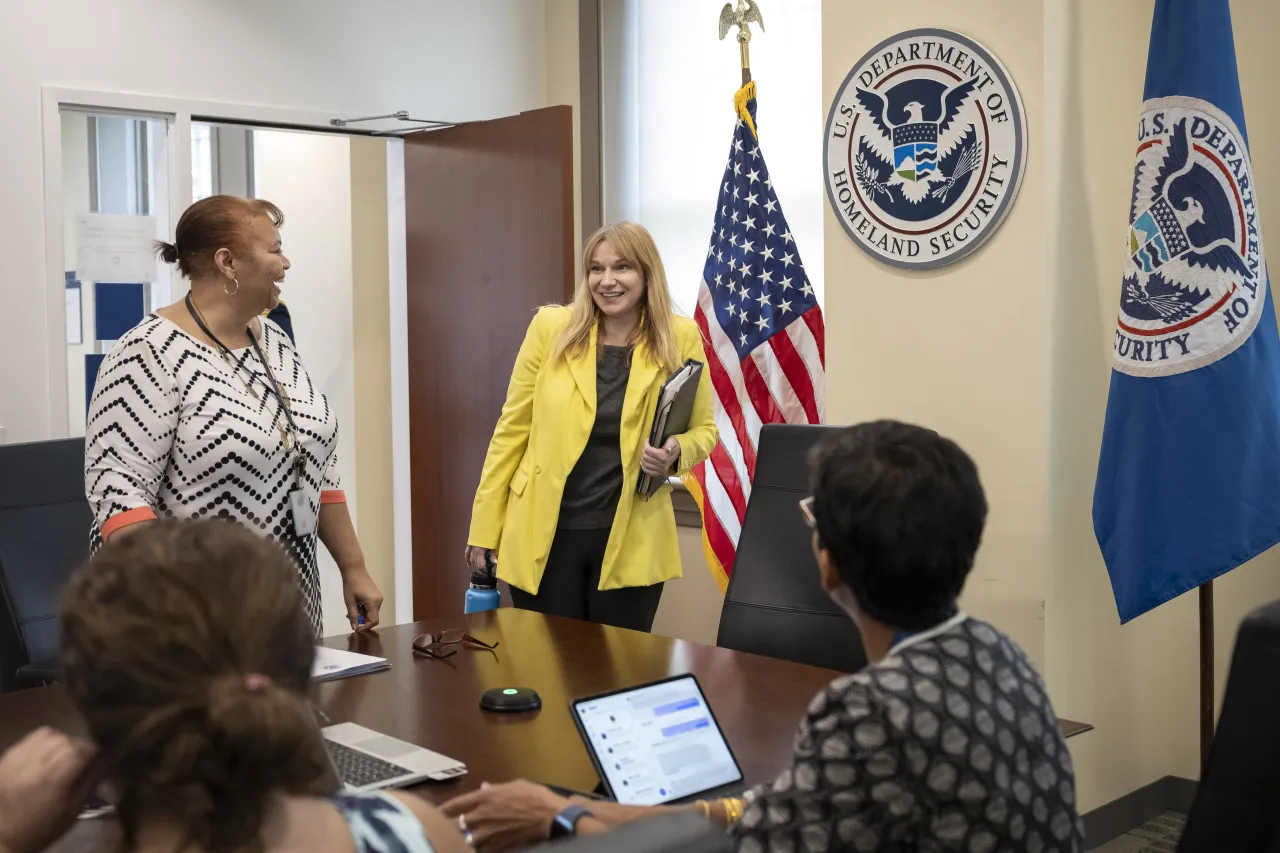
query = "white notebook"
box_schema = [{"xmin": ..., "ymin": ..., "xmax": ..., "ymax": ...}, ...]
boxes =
[{"xmin": 311, "ymin": 646, "xmax": 391, "ymax": 682}]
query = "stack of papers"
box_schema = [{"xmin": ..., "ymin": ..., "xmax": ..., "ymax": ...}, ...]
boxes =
[{"xmin": 311, "ymin": 646, "xmax": 391, "ymax": 682}]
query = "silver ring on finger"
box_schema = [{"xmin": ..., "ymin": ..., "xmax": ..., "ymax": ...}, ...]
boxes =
[
  {"xmin": 464, "ymin": 830, "xmax": 475, "ymax": 847},
  {"xmin": 458, "ymin": 814, "xmax": 468, "ymax": 833}
]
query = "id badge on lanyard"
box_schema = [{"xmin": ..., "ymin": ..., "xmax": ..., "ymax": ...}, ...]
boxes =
[{"xmin": 288, "ymin": 458, "xmax": 316, "ymax": 537}]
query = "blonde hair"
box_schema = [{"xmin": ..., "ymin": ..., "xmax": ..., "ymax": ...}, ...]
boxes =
[{"xmin": 552, "ymin": 222, "xmax": 683, "ymax": 375}]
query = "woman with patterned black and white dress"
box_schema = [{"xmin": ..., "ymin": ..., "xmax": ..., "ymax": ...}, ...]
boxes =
[{"xmin": 83, "ymin": 195, "xmax": 383, "ymax": 637}]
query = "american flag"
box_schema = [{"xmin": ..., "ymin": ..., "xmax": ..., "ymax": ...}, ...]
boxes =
[{"xmin": 683, "ymin": 83, "xmax": 826, "ymax": 591}]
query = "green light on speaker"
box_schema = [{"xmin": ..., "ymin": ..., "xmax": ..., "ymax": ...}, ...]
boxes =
[{"xmin": 503, "ymin": 688, "xmax": 519, "ymax": 695}]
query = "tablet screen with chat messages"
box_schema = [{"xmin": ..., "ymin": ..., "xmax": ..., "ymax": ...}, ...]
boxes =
[{"xmin": 570, "ymin": 675, "xmax": 743, "ymax": 806}]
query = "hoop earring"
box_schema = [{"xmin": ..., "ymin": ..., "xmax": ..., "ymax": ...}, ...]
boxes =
[{"xmin": 224, "ymin": 278, "xmax": 240, "ymax": 297}]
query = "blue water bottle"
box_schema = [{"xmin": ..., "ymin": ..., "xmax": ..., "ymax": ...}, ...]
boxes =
[{"xmin": 464, "ymin": 551, "xmax": 501, "ymax": 614}]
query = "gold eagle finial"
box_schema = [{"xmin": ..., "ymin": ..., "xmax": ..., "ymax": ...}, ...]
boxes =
[
  {"xmin": 719, "ymin": 0, "xmax": 765, "ymax": 43},
  {"xmin": 719, "ymin": 0, "xmax": 764, "ymax": 82}
]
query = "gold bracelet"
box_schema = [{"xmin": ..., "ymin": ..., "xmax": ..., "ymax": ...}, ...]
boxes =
[
  {"xmin": 694, "ymin": 800, "xmax": 711, "ymax": 820},
  {"xmin": 722, "ymin": 797, "xmax": 745, "ymax": 827}
]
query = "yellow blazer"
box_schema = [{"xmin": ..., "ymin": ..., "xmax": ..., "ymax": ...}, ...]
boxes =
[{"xmin": 468, "ymin": 306, "xmax": 719, "ymax": 594}]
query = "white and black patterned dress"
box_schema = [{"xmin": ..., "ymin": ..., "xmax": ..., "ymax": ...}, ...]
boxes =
[
  {"xmin": 736, "ymin": 614, "xmax": 1086, "ymax": 853},
  {"xmin": 84, "ymin": 314, "xmax": 344, "ymax": 636},
  {"xmin": 333, "ymin": 792, "xmax": 436, "ymax": 852}
]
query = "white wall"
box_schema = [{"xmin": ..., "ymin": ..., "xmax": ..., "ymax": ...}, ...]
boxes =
[
  {"xmin": 2, "ymin": 0, "xmax": 550, "ymax": 444},
  {"xmin": 253, "ymin": 130, "xmax": 358, "ymax": 638}
]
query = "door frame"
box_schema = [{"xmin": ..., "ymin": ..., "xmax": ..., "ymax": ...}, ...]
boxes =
[
  {"xmin": 41, "ymin": 86, "xmax": 371, "ymax": 437},
  {"xmin": 41, "ymin": 87, "xmax": 418, "ymax": 622}
]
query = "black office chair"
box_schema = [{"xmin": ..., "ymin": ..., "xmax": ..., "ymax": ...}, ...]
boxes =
[
  {"xmin": 0, "ymin": 438, "xmax": 91, "ymax": 691},
  {"xmin": 716, "ymin": 424, "xmax": 867, "ymax": 674},
  {"xmin": 1177, "ymin": 598, "xmax": 1280, "ymax": 852},
  {"xmin": 525, "ymin": 813, "xmax": 732, "ymax": 853}
]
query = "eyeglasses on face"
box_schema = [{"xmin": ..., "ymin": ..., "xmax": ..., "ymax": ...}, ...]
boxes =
[
  {"xmin": 799, "ymin": 496, "xmax": 816, "ymax": 529},
  {"xmin": 411, "ymin": 629, "xmax": 499, "ymax": 659}
]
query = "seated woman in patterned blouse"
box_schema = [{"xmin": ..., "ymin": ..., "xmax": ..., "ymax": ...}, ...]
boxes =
[
  {"xmin": 83, "ymin": 195, "xmax": 382, "ymax": 637},
  {"xmin": 443, "ymin": 420, "xmax": 1086, "ymax": 853}
]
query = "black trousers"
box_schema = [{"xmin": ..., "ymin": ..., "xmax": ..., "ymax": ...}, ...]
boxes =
[{"xmin": 508, "ymin": 528, "xmax": 664, "ymax": 633}]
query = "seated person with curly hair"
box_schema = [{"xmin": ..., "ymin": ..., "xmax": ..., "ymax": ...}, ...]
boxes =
[{"xmin": 0, "ymin": 519, "xmax": 466, "ymax": 853}]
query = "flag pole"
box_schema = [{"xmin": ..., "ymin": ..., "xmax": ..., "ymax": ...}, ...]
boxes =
[
  {"xmin": 718, "ymin": 0, "xmax": 764, "ymax": 84},
  {"xmin": 1199, "ymin": 580, "xmax": 1214, "ymax": 768}
]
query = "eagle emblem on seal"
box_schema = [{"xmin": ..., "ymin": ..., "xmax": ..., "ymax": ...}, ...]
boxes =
[
  {"xmin": 1123, "ymin": 117, "xmax": 1253, "ymax": 325},
  {"xmin": 853, "ymin": 78, "xmax": 983, "ymax": 205}
]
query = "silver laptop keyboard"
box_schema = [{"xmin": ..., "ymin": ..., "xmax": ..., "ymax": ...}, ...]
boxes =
[{"xmin": 326, "ymin": 740, "xmax": 413, "ymax": 788}]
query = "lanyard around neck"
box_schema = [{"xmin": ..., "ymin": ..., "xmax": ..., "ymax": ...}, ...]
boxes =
[{"xmin": 185, "ymin": 293, "xmax": 304, "ymax": 478}]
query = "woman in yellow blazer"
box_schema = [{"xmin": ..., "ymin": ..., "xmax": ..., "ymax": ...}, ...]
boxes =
[{"xmin": 464, "ymin": 222, "xmax": 718, "ymax": 632}]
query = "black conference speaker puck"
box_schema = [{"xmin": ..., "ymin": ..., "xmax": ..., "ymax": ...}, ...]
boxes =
[{"xmin": 480, "ymin": 687, "xmax": 542, "ymax": 713}]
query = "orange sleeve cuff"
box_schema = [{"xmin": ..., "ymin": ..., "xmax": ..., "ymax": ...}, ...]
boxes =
[
  {"xmin": 320, "ymin": 490, "xmax": 347, "ymax": 504},
  {"xmin": 102, "ymin": 507, "xmax": 158, "ymax": 539}
]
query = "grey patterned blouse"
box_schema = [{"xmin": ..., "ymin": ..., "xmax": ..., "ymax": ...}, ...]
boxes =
[{"xmin": 735, "ymin": 614, "xmax": 1085, "ymax": 853}]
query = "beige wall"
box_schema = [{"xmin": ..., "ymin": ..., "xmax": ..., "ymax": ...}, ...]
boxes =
[
  {"xmin": 820, "ymin": 0, "xmax": 1280, "ymax": 815},
  {"xmin": 351, "ymin": 137, "xmax": 397, "ymax": 622},
  {"xmin": 652, "ymin": 525, "xmax": 726, "ymax": 645},
  {"xmin": 823, "ymin": 0, "xmax": 1050, "ymax": 673},
  {"xmin": 1201, "ymin": 0, "xmax": 1280, "ymax": 719}
]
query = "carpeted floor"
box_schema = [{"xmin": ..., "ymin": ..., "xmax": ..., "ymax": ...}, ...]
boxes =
[{"xmin": 1089, "ymin": 811, "xmax": 1186, "ymax": 853}]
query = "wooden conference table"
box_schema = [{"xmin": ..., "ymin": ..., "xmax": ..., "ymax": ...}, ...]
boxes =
[
  {"xmin": 1, "ymin": 608, "xmax": 1092, "ymax": 852},
  {"xmin": 4, "ymin": 608, "xmax": 839, "ymax": 852}
]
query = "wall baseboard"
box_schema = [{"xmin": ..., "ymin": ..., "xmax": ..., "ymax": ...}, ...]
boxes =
[{"xmin": 1082, "ymin": 775, "xmax": 1198, "ymax": 847}]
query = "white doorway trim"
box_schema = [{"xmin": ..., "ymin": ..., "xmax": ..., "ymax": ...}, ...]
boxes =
[
  {"xmin": 385, "ymin": 140, "xmax": 413, "ymax": 625},
  {"xmin": 41, "ymin": 87, "xmax": 415, "ymax": 622},
  {"xmin": 41, "ymin": 86, "xmax": 360, "ymax": 438}
]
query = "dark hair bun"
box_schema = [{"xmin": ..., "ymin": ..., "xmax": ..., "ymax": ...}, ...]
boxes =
[
  {"xmin": 163, "ymin": 196, "xmax": 284, "ymax": 280},
  {"xmin": 155, "ymin": 241, "xmax": 180, "ymax": 265}
]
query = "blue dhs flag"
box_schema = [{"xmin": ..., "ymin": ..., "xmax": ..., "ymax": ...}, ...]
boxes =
[{"xmin": 1094, "ymin": 0, "xmax": 1277, "ymax": 622}]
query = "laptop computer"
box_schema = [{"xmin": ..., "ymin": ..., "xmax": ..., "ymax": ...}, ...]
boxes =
[
  {"xmin": 79, "ymin": 719, "xmax": 466, "ymax": 817},
  {"xmin": 564, "ymin": 674, "xmax": 746, "ymax": 806},
  {"xmin": 321, "ymin": 722, "xmax": 467, "ymax": 793}
]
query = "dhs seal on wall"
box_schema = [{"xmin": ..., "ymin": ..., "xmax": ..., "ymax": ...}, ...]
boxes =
[
  {"xmin": 824, "ymin": 29, "xmax": 1027, "ymax": 269},
  {"xmin": 1114, "ymin": 97, "xmax": 1265, "ymax": 376}
]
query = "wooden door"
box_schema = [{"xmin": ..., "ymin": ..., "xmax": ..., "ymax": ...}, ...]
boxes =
[{"xmin": 404, "ymin": 106, "xmax": 574, "ymax": 618}]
